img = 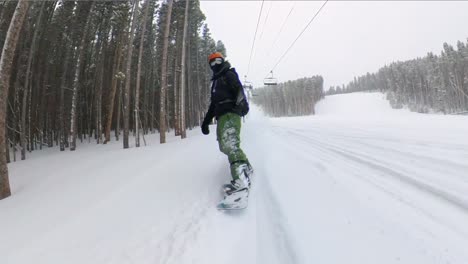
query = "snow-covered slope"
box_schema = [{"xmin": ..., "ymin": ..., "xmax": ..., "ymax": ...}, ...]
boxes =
[
  {"xmin": 1, "ymin": 92, "xmax": 468, "ymax": 264},
  {"xmin": 315, "ymin": 92, "xmax": 404, "ymax": 117}
]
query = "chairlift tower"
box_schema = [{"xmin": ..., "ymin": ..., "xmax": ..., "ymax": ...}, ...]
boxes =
[{"xmin": 243, "ymin": 75, "xmax": 254, "ymax": 98}]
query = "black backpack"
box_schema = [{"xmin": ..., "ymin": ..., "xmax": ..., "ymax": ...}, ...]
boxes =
[{"xmin": 228, "ymin": 68, "xmax": 250, "ymax": 116}]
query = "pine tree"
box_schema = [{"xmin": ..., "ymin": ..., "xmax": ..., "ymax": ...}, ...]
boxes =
[
  {"xmin": 179, "ymin": 0, "xmax": 190, "ymax": 139},
  {"xmin": 135, "ymin": 0, "xmax": 151, "ymax": 147},
  {"xmin": 69, "ymin": 2, "xmax": 94, "ymax": 151},
  {"xmin": 216, "ymin": 40, "xmax": 227, "ymax": 57},
  {"xmin": 0, "ymin": 0, "xmax": 30, "ymax": 200},
  {"xmin": 254, "ymin": 76, "xmax": 324, "ymax": 117},
  {"xmin": 338, "ymin": 39, "xmax": 468, "ymax": 114},
  {"xmin": 123, "ymin": 0, "xmax": 138, "ymax": 149},
  {"xmin": 104, "ymin": 2, "xmax": 130, "ymax": 144},
  {"xmin": 159, "ymin": 0, "xmax": 174, "ymax": 144}
]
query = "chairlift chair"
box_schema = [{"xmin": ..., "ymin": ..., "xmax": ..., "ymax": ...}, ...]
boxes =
[
  {"xmin": 243, "ymin": 76, "xmax": 254, "ymax": 90},
  {"xmin": 243, "ymin": 81, "xmax": 253, "ymax": 90},
  {"xmin": 263, "ymin": 71, "xmax": 278, "ymax": 86}
]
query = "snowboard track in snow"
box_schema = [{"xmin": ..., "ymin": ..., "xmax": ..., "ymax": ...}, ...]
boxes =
[
  {"xmin": 155, "ymin": 202, "xmax": 208, "ymax": 264},
  {"xmin": 259, "ymin": 175, "xmax": 301, "ymax": 264},
  {"xmin": 281, "ymin": 128, "xmax": 468, "ymax": 214}
]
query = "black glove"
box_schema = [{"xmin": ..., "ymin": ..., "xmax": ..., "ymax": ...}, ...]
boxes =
[
  {"xmin": 202, "ymin": 107, "xmax": 214, "ymax": 135},
  {"xmin": 201, "ymin": 121, "xmax": 210, "ymax": 135}
]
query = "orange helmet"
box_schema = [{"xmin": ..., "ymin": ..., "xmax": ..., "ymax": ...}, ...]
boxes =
[{"xmin": 208, "ymin": 52, "xmax": 224, "ymax": 62}]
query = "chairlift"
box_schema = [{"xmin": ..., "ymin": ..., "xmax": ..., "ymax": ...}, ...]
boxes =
[
  {"xmin": 263, "ymin": 71, "xmax": 278, "ymax": 86},
  {"xmin": 243, "ymin": 81, "xmax": 253, "ymax": 90},
  {"xmin": 243, "ymin": 76, "xmax": 253, "ymax": 90}
]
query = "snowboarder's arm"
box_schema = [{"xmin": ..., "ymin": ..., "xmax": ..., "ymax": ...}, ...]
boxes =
[
  {"xmin": 203, "ymin": 102, "xmax": 215, "ymax": 125},
  {"xmin": 201, "ymin": 102, "xmax": 214, "ymax": 135}
]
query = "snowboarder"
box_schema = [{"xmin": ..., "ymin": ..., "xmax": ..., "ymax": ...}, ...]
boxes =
[{"xmin": 201, "ymin": 52, "xmax": 253, "ymax": 209}]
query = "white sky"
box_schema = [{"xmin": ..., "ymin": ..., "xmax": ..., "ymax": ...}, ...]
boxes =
[{"xmin": 200, "ymin": 1, "xmax": 468, "ymax": 89}]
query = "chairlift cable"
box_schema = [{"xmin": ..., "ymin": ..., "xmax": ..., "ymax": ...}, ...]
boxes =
[
  {"xmin": 266, "ymin": 0, "xmax": 329, "ymax": 77},
  {"xmin": 259, "ymin": 1, "xmax": 273, "ymax": 40},
  {"xmin": 267, "ymin": 2, "xmax": 296, "ymax": 56},
  {"xmin": 246, "ymin": 0, "xmax": 265, "ymax": 78}
]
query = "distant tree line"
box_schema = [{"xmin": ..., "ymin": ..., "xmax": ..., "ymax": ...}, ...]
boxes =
[
  {"xmin": 327, "ymin": 39, "xmax": 468, "ymax": 114},
  {"xmin": 326, "ymin": 84, "xmax": 350, "ymax": 96},
  {"xmin": 0, "ymin": 0, "xmax": 226, "ymax": 200},
  {"xmin": 253, "ymin": 76, "xmax": 324, "ymax": 117}
]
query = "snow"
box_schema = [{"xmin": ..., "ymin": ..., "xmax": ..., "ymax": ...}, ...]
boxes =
[{"xmin": 1, "ymin": 92, "xmax": 468, "ymax": 264}]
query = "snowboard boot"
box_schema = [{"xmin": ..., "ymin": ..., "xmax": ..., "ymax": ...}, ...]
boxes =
[{"xmin": 223, "ymin": 163, "xmax": 253, "ymax": 195}]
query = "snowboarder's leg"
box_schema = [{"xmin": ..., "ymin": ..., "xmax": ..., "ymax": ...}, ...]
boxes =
[
  {"xmin": 216, "ymin": 113, "xmax": 252, "ymax": 182},
  {"xmin": 216, "ymin": 113, "xmax": 252, "ymax": 210}
]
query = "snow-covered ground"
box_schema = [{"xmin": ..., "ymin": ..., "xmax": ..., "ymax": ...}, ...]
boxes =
[{"xmin": 1, "ymin": 92, "xmax": 468, "ymax": 264}]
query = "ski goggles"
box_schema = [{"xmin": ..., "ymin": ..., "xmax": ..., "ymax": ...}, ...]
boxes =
[{"xmin": 210, "ymin": 57, "xmax": 223, "ymax": 67}]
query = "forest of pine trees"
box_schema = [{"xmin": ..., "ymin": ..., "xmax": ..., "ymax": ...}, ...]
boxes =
[
  {"xmin": 328, "ymin": 39, "xmax": 468, "ymax": 114},
  {"xmin": 0, "ymin": 0, "xmax": 226, "ymax": 199},
  {"xmin": 253, "ymin": 76, "xmax": 324, "ymax": 117}
]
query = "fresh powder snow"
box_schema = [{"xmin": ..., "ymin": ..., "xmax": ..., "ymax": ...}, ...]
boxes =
[{"xmin": 1, "ymin": 92, "xmax": 468, "ymax": 264}]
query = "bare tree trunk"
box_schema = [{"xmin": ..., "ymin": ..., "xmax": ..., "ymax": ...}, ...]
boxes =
[
  {"xmin": 116, "ymin": 79, "xmax": 123, "ymax": 141},
  {"xmin": 173, "ymin": 50, "xmax": 179, "ymax": 136},
  {"xmin": 94, "ymin": 25, "xmax": 109, "ymax": 145},
  {"xmin": 104, "ymin": 34, "xmax": 124, "ymax": 144},
  {"xmin": 179, "ymin": 0, "xmax": 189, "ymax": 138},
  {"xmin": 187, "ymin": 27, "xmax": 193, "ymax": 129},
  {"xmin": 166, "ymin": 90, "xmax": 170, "ymax": 132},
  {"xmin": 150, "ymin": 62, "xmax": 156, "ymax": 133},
  {"xmin": 13, "ymin": 78, "xmax": 20, "ymax": 161},
  {"xmin": 86, "ymin": 80, "xmax": 92, "ymax": 142},
  {"xmin": 37, "ymin": 62, "xmax": 49, "ymax": 150},
  {"xmin": 159, "ymin": 0, "xmax": 173, "ymax": 144},
  {"xmin": 95, "ymin": 46, "xmax": 104, "ymax": 144},
  {"xmin": 69, "ymin": 2, "xmax": 93, "ymax": 151},
  {"xmin": 20, "ymin": 2, "xmax": 44, "ymax": 160},
  {"xmin": 0, "ymin": 0, "xmax": 29, "ymax": 200},
  {"xmin": 135, "ymin": 0, "xmax": 150, "ymax": 148},
  {"xmin": 187, "ymin": 53, "xmax": 192, "ymax": 129},
  {"xmin": 123, "ymin": 1, "xmax": 138, "ymax": 149},
  {"xmin": 59, "ymin": 42, "xmax": 71, "ymax": 151},
  {"xmin": 143, "ymin": 69, "xmax": 149, "ymax": 134},
  {"xmin": 195, "ymin": 39, "xmax": 203, "ymax": 126},
  {"xmin": 5, "ymin": 129, "xmax": 10, "ymax": 164}
]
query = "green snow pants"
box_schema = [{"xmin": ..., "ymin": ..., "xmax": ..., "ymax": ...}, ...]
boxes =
[{"xmin": 216, "ymin": 112, "xmax": 250, "ymax": 180}]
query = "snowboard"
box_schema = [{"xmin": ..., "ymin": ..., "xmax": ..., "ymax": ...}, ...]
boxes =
[{"xmin": 217, "ymin": 188, "xmax": 249, "ymax": 210}]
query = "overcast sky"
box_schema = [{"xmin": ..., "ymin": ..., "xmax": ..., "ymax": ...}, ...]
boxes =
[{"xmin": 199, "ymin": 1, "xmax": 468, "ymax": 89}]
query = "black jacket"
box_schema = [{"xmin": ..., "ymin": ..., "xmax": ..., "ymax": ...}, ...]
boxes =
[{"xmin": 204, "ymin": 62, "xmax": 243, "ymax": 122}]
